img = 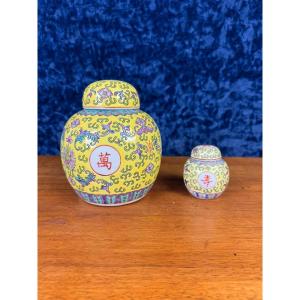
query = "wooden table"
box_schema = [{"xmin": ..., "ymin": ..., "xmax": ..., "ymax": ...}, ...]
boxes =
[{"xmin": 39, "ymin": 157, "xmax": 262, "ymax": 300}]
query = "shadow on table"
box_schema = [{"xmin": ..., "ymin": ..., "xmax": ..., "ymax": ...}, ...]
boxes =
[{"xmin": 156, "ymin": 172, "xmax": 188, "ymax": 197}]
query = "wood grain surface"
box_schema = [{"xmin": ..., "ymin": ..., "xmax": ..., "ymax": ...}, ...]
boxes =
[{"xmin": 38, "ymin": 156, "xmax": 262, "ymax": 300}]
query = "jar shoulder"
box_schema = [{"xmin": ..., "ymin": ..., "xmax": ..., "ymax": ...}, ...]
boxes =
[
  {"xmin": 61, "ymin": 109, "xmax": 161, "ymax": 147},
  {"xmin": 63, "ymin": 109, "xmax": 158, "ymax": 124},
  {"xmin": 184, "ymin": 158, "xmax": 228, "ymax": 169}
]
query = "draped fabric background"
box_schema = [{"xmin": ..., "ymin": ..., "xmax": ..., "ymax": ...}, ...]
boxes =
[{"xmin": 38, "ymin": 0, "xmax": 262, "ymax": 156}]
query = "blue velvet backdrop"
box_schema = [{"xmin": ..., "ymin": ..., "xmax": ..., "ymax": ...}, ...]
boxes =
[{"xmin": 38, "ymin": 0, "xmax": 262, "ymax": 156}]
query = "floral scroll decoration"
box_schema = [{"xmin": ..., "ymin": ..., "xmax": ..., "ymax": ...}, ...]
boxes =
[
  {"xmin": 61, "ymin": 147, "xmax": 76, "ymax": 171},
  {"xmin": 61, "ymin": 110, "xmax": 161, "ymax": 195},
  {"xmin": 184, "ymin": 161, "xmax": 229, "ymax": 194},
  {"xmin": 191, "ymin": 145, "xmax": 222, "ymax": 160},
  {"xmin": 83, "ymin": 80, "xmax": 140, "ymax": 108},
  {"xmin": 75, "ymin": 171, "xmax": 95, "ymax": 187},
  {"xmin": 74, "ymin": 130, "xmax": 100, "ymax": 152}
]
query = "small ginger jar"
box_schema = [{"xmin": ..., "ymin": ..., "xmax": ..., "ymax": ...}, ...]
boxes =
[
  {"xmin": 183, "ymin": 145, "xmax": 229, "ymax": 199},
  {"xmin": 60, "ymin": 80, "xmax": 162, "ymax": 206}
]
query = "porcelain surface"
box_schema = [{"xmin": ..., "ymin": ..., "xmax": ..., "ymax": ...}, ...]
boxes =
[
  {"xmin": 61, "ymin": 80, "xmax": 162, "ymax": 206},
  {"xmin": 183, "ymin": 145, "xmax": 229, "ymax": 200}
]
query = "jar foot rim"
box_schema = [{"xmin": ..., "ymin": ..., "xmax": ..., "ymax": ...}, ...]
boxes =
[{"xmin": 74, "ymin": 184, "xmax": 153, "ymax": 206}]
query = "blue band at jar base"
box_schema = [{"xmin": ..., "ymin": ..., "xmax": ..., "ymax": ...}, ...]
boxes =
[{"xmin": 75, "ymin": 184, "xmax": 153, "ymax": 206}]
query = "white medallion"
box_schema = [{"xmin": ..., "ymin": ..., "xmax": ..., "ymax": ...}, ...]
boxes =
[
  {"xmin": 90, "ymin": 145, "xmax": 121, "ymax": 176},
  {"xmin": 198, "ymin": 172, "xmax": 217, "ymax": 189}
]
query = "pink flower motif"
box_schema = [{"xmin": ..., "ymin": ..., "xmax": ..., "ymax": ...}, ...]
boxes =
[{"xmin": 98, "ymin": 87, "xmax": 113, "ymax": 99}]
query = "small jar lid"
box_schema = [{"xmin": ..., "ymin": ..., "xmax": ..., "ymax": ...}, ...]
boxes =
[
  {"xmin": 82, "ymin": 80, "xmax": 140, "ymax": 109},
  {"xmin": 191, "ymin": 145, "xmax": 222, "ymax": 160}
]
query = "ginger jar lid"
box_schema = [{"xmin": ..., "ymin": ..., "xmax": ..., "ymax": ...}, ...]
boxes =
[
  {"xmin": 82, "ymin": 80, "xmax": 140, "ymax": 109},
  {"xmin": 191, "ymin": 145, "xmax": 222, "ymax": 160}
]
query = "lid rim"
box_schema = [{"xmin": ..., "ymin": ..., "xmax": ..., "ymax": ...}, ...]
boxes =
[{"xmin": 190, "ymin": 156, "xmax": 222, "ymax": 160}]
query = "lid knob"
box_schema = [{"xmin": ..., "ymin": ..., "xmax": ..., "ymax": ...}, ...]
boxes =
[
  {"xmin": 82, "ymin": 80, "xmax": 140, "ymax": 109},
  {"xmin": 191, "ymin": 145, "xmax": 222, "ymax": 160}
]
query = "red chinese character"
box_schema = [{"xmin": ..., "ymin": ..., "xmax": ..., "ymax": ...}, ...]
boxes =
[
  {"xmin": 202, "ymin": 174, "xmax": 212, "ymax": 187},
  {"xmin": 97, "ymin": 152, "xmax": 112, "ymax": 170}
]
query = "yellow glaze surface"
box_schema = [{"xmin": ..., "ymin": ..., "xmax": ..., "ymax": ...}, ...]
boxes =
[
  {"xmin": 61, "ymin": 110, "xmax": 161, "ymax": 196},
  {"xmin": 82, "ymin": 80, "xmax": 140, "ymax": 109},
  {"xmin": 61, "ymin": 81, "xmax": 161, "ymax": 205}
]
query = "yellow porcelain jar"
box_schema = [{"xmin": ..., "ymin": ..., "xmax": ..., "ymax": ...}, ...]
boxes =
[
  {"xmin": 183, "ymin": 145, "xmax": 229, "ymax": 199},
  {"xmin": 60, "ymin": 80, "xmax": 162, "ymax": 206}
]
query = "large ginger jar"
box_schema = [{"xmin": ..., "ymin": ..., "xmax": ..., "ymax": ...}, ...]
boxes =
[{"xmin": 60, "ymin": 80, "xmax": 162, "ymax": 206}]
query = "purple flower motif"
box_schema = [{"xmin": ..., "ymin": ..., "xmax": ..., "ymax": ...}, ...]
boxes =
[
  {"xmin": 114, "ymin": 90, "xmax": 126, "ymax": 102},
  {"xmin": 98, "ymin": 87, "xmax": 113, "ymax": 99},
  {"xmin": 135, "ymin": 118, "xmax": 154, "ymax": 135},
  {"xmin": 62, "ymin": 148, "xmax": 76, "ymax": 170},
  {"xmin": 87, "ymin": 89, "xmax": 96, "ymax": 98},
  {"xmin": 66, "ymin": 136, "xmax": 73, "ymax": 144},
  {"xmin": 100, "ymin": 181, "xmax": 113, "ymax": 193},
  {"xmin": 135, "ymin": 148, "xmax": 142, "ymax": 158},
  {"xmin": 68, "ymin": 176, "xmax": 76, "ymax": 186},
  {"xmin": 71, "ymin": 119, "xmax": 80, "ymax": 128},
  {"xmin": 145, "ymin": 163, "xmax": 154, "ymax": 173},
  {"xmin": 134, "ymin": 143, "xmax": 143, "ymax": 158}
]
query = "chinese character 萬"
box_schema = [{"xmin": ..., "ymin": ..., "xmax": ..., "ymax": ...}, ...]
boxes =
[{"xmin": 97, "ymin": 152, "xmax": 112, "ymax": 170}]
